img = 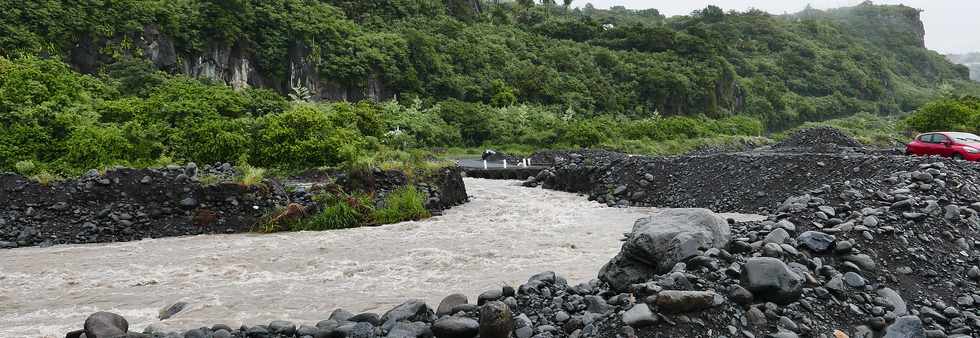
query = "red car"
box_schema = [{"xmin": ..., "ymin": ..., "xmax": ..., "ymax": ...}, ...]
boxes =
[{"xmin": 906, "ymin": 132, "xmax": 980, "ymax": 161}]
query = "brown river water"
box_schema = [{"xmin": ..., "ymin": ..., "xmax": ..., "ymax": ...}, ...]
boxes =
[{"xmin": 0, "ymin": 178, "xmax": 762, "ymax": 337}]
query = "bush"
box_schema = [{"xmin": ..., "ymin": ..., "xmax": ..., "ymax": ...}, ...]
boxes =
[
  {"xmin": 372, "ymin": 186, "xmax": 431, "ymax": 224},
  {"xmin": 62, "ymin": 124, "xmax": 132, "ymax": 171},
  {"xmin": 300, "ymin": 192, "xmax": 373, "ymax": 230},
  {"xmin": 14, "ymin": 160, "xmax": 36, "ymax": 175},
  {"xmin": 906, "ymin": 96, "xmax": 980, "ymax": 133}
]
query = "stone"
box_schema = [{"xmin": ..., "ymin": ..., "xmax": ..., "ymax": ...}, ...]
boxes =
[
  {"xmin": 654, "ymin": 290, "xmax": 722, "ymax": 313},
  {"xmin": 584, "ymin": 295, "xmax": 613, "ymax": 314},
  {"xmin": 381, "ymin": 300, "xmax": 435, "ymax": 328},
  {"xmin": 330, "ymin": 309, "xmax": 354, "ymax": 322},
  {"xmin": 479, "ymin": 301, "xmax": 514, "ymax": 338},
  {"xmin": 84, "ymin": 312, "xmax": 129, "ymax": 338},
  {"xmin": 432, "ymin": 317, "xmax": 479, "ymax": 338},
  {"xmin": 622, "ymin": 303, "xmax": 657, "ymax": 327},
  {"xmin": 350, "ymin": 322, "xmax": 376, "ymax": 338},
  {"xmin": 883, "ymin": 316, "xmax": 925, "ymax": 338},
  {"xmin": 729, "ymin": 285, "xmax": 754, "ymax": 305},
  {"xmin": 764, "ymin": 228, "xmax": 791, "ymax": 244},
  {"xmin": 179, "ymin": 197, "xmax": 198, "ymax": 209},
  {"xmin": 843, "ymin": 272, "xmax": 866, "ymax": 288},
  {"xmin": 600, "ymin": 209, "xmax": 731, "ymax": 290},
  {"xmin": 478, "ymin": 288, "xmax": 503, "ymax": 305},
  {"xmin": 349, "ymin": 313, "xmax": 380, "ymax": 325},
  {"xmin": 437, "ymin": 294, "xmax": 469, "ymax": 316},
  {"xmin": 797, "ymin": 231, "xmax": 835, "ymax": 252},
  {"xmin": 740, "ymin": 257, "xmax": 804, "ymax": 304},
  {"xmin": 818, "ymin": 206, "xmax": 836, "ymax": 217},
  {"xmin": 269, "ymin": 321, "xmax": 296, "ymax": 335},
  {"xmin": 158, "ymin": 302, "xmax": 188, "ymax": 320}
]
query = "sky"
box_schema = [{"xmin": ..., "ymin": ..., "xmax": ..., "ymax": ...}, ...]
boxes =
[{"xmin": 578, "ymin": 0, "xmax": 980, "ymax": 54}]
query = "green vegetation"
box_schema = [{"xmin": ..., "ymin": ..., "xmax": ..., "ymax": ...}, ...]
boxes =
[
  {"xmin": 906, "ymin": 96, "xmax": 980, "ymax": 134},
  {"xmin": 372, "ymin": 187, "xmax": 431, "ymax": 224},
  {"xmin": 300, "ymin": 192, "xmax": 374, "ymax": 231},
  {"xmin": 1, "ymin": 1, "xmax": 978, "ymax": 175},
  {"xmin": 778, "ymin": 112, "xmax": 908, "ymax": 147}
]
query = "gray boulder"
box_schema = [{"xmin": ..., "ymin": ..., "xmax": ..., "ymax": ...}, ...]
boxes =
[
  {"xmin": 437, "ymin": 294, "xmax": 469, "ymax": 316},
  {"xmin": 883, "ymin": 316, "xmax": 925, "ymax": 338},
  {"xmin": 797, "ymin": 231, "xmax": 835, "ymax": 253},
  {"xmin": 621, "ymin": 303, "xmax": 657, "ymax": 327},
  {"xmin": 600, "ymin": 209, "xmax": 730, "ymax": 290},
  {"xmin": 83, "ymin": 312, "xmax": 129, "ymax": 338},
  {"xmin": 432, "ymin": 317, "xmax": 479, "ymax": 338},
  {"xmin": 381, "ymin": 300, "xmax": 435, "ymax": 327},
  {"xmin": 740, "ymin": 257, "xmax": 803, "ymax": 304}
]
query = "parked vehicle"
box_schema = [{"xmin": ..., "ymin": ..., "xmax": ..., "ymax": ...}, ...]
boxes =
[{"xmin": 905, "ymin": 132, "xmax": 980, "ymax": 161}]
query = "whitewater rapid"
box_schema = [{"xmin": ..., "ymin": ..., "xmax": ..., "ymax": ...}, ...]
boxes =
[{"xmin": 0, "ymin": 178, "xmax": 762, "ymax": 337}]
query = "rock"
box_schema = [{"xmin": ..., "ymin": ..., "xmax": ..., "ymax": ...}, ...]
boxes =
[
  {"xmin": 797, "ymin": 231, "xmax": 835, "ymax": 252},
  {"xmin": 479, "ymin": 301, "xmax": 513, "ymax": 338},
  {"xmin": 584, "ymin": 295, "xmax": 613, "ymax": 314},
  {"xmin": 330, "ymin": 309, "xmax": 354, "ymax": 322},
  {"xmin": 84, "ymin": 312, "xmax": 129, "ymax": 338},
  {"xmin": 764, "ymin": 228, "xmax": 791, "ymax": 244},
  {"xmin": 600, "ymin": 209, "xmax": 731, "ymax": 290},
  {"xmin": 843, "ymin": 272, "xmax": 866, "ymax": 288},
  {"xmin": 350, "ymin": 322, "xmax": 376, "ymax": 338},
  {"xmin": 158, "ymin": 302, "xmax": 188, "ymax": 320},
  {"xmin": 883, "ymin": 316, "xmax": 925, "ymax": 338},
  {"xmin": 622, "ymin": 303, "xmax": 657, "ymax": 328},
  {"xmin": 478, "ymin": 288, "xmax": 503, "ymax": 305},
  {"xmin": 349, "ymin": 313, "xmax": 380, "ymax": 325},
  {"xmin": 842, "ymin": 254, "xmax": 876, "ymax": 271},
  {"xmin": 437, "ymin": 294, "xmax": 468, "ymax": 316},
  {"xmin": 776, "ymin": 219, "xmax": 796, "ymax": 232},
  {"xmin": 269, "ymin": 320, "xmax": 296, "ymax": 335},
  {"xmin": 386, "ymin": 322, "xmax": 426, "ymax": 338},
  {"xmin": 432, "ymin": 317, "xmax": 479, "ymax": 338},
  {"xmin": 381, "ymin": 300, "xmax": 435, "ymax": 327},
  {"xmin": 740, "ymin": 257, "xmax": 804, "ymax": 304},
  {"xmin": 968, "ymin": 266, "xmax": 980, "ymax": 280},
  {"xmin": 185, "ymin": 162, "xmax": 198, "ymax": 178},
  {"xmin": 179, "ymin": 197, "xmax": 198, "ymax": 209},
  {"xmin": 654, "ymin": 290, "xmax": 722, "ymax": 313},
  {"xmin": 729, "ymin": 285, "xmax": 754, "ymax": 305},
  {"xmin": 818, "ymin": 206, "xmax": 837, "ymax": 217}
]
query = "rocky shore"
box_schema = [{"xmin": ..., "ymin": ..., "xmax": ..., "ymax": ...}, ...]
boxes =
[
  {"xmin": 53, "ymin": 128, "xmax": 980, "ymax": 338},
  {"xmin": 0, "ymin": 164, "xmax": 466, "ymax": 249}
]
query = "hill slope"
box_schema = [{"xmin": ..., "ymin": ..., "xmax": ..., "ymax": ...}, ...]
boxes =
[{"xmin": 0, "ymin": 1, "xmax": 974, "ymax": 129}]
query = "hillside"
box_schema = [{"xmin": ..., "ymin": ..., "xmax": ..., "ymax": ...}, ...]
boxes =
[
  {"xmin": 0, "ymin": 0, "xmax": 978, "ymax": 175},
  {"xmin": 947, "ymin": 53, "xmax": 980, "ymax": 81}
]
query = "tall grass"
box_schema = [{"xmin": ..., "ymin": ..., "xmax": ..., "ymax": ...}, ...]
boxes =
[
  {"xmin": 237, "ymin": 164, "xmax": 267, "ymax": 186},
  {"xmin": 372, "ymin": 186, "xmax": 431, "ymax": 225}
]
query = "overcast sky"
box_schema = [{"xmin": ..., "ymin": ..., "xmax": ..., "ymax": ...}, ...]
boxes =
[{"xmin": 579, "ymin": 0, "xmax": 979, "ymax": 54}]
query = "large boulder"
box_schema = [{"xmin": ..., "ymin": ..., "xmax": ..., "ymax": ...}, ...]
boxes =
[
  {"xmin": 479, "ymin": 301, "xmax": 513, "ymax": 338},
  {"xmin": 381, "ymin": 300, "xmax": 436, "ymax": 329},
  {"xmin": 600, "ymin": 209, "xmax": 731, "ymax": 290},
  {"xmin": 83, "ymin": 312, "xmax": 129, "ymax": 338},
  {"xmin": 740, "ymin": 257, "xmax": 804, "ymax": 304}
]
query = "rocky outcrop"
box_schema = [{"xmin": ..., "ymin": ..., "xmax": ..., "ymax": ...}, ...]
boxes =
[
  {"xmin": 599, "ymin": 209, "xmax": 731, "ymax": 290},
  {"xmin": 66, "ymin": 26, "xmax": 395, "ymax": 102}
]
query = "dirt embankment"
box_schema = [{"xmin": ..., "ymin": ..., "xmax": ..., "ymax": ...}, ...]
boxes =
[{"xmin": 0, "ymin": 165, "xmax": 467, "ymax": 249}]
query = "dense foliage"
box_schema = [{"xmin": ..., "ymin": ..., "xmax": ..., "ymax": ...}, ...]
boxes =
[
  {"xmin": 1, "ymin": 1, "xmax": 977, "ymax": 174},
  {"xmin": 906, "ymin": 96, "xmax": 980, "ymax": 134}
]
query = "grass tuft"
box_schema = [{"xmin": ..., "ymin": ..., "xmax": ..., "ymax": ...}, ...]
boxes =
[
  {"xmin": 238, "ymin": 164, "xmax": 267, "ymax": 187},
  {"xmin": 14, "ymin": 160, "xmax": 37, "ymax": 176},
  {"xmin": 372, "ymin": 186, "xmax": 431, "ymax": 225}
]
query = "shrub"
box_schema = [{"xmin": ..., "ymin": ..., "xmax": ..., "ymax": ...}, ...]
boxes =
[
  {"xmin": 62, "ymin": 124, "xmax": 132, "ymax": 171},
  {"xmin": 14, "ymin": 160, "xmax": 36, "ymax": 175},
  {"xmin": 372, "ymin": 186, "xmax": 431, "ymax": 224},
  {"xmin": 237, "ymin": 164, "xmax": 266, "ymax": 187},
  {"xmin": 299, "ymin": 192, "xmax": 373, "ymax": 230}
]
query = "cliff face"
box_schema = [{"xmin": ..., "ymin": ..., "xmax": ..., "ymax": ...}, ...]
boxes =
[{"xmin": 67, "ymin": 25, "xmax": 394, "ymax": 102}]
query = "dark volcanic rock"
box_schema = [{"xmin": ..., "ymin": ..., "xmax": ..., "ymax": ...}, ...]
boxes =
[
  {"xmin": 83, "ymin": 312, "xmax": 128, "ymax": 338},
  {"xmin": 432, "ymin": 317, "xmax": 479, "ymax": 338},
  {"xmin": 479, "ymin": 301, "xmax": 513, "ymax": 338},
  {"xmin": 740, "ymin": 257, "xmax": 803, "ymax": 304}
]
